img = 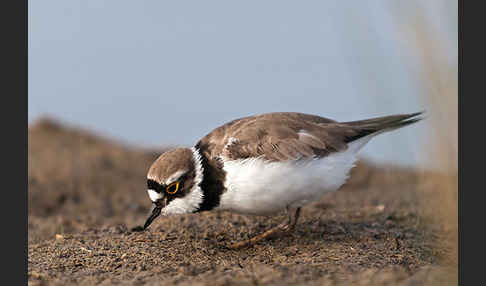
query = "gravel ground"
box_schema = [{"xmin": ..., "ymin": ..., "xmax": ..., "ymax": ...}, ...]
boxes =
[{"xmin": 28, "ymin": 119, "xmax": 456, "ymax": 285}]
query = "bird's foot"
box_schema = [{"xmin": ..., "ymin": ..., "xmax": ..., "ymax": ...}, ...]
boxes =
[{"xmin": 226, "ymin": 223, "xmax": 291, "ymax": 250}]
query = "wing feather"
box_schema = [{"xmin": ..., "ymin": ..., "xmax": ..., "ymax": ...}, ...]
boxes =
[{"xmin": 195, "ymin": 112, "xmax": 422, "ymax": 162}]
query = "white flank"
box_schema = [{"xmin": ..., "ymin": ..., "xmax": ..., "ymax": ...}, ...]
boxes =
[
  {"xmin": 162, "ymin": 147, "xmax": 205, "ymax": 215},
  {"xmin": 218, "ymin": 140, "xmax": 373, "ymax": 216}
]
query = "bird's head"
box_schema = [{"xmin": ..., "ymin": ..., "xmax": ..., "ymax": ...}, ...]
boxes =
[{"xmin": 142, "ymin": 147, "xmax": 204, "ymax": 229}]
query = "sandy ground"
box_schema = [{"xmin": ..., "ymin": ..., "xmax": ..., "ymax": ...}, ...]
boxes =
[{"xmin": 28, "ymin": 119, "xmax": 456, "ymax": 285}]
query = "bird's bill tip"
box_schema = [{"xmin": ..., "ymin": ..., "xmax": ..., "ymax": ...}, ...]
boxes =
[{"xmin": 143, "ymin": 204, "xmax": 162, "ymax": 229}]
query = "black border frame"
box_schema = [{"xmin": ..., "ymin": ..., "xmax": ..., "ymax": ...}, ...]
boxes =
[
  {"xmin": 459, "ymin": 0, "xmax": 481, "ymax": 285},
  {"xmin": 4, "ymin": 0, "xmax": 27, "ymax": 284}
]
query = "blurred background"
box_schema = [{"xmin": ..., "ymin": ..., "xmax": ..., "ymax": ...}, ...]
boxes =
[{"xmin": 28, "ymin": 0, "xmax": 457, "ymax": 171}]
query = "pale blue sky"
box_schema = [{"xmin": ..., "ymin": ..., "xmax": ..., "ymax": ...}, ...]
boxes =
[{"xmin": 28, "ymin": 1, "xmax": 457, "ymax": 168}]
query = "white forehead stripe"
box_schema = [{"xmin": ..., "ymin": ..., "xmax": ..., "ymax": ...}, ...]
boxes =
[
  {"xmin": 166, "ymin": 169, "xmax": 187, "ymax": 185},
  {"xmin": 147, "ymin": 189, "xmax": 162, "ymax": 202},
  {"xmin": 147, "ymin": 173, "xmax": 157, "ymax": 181}
]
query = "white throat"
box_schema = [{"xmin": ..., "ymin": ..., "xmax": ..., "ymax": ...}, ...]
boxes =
[{"xmin": 161, "ymin": 147, "xmax": 204, "ymax": 215}]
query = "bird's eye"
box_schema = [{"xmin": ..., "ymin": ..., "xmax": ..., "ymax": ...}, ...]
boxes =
[{"xmin": 166, "ymin": 182, "xmax": 179, "ymax": 194}]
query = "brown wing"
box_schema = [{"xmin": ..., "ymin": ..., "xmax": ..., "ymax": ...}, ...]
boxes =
[
  {"xmin": 194, "ymin": 112, "xmax": 358, "ymax": 162},
  {"xmin": 195, "ymin": 112, "xmax": 423, "ymax": 162}
]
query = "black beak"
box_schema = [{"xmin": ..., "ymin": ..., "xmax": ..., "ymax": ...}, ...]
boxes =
[{"xmin": 143, "ymin": 201, "xmax": 162, "ymax": 230}]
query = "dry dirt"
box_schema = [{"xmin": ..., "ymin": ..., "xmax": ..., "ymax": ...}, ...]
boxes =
[{"xmin": 28, "ymin": 118, "xmax": 456, "ymax": 285}]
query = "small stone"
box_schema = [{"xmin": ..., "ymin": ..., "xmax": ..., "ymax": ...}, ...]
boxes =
[{"xmin": 376, "ymin": 205, "xmax": 385, "ymax": 212}]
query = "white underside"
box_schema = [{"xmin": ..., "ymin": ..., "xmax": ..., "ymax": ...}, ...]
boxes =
[{"xmin": 218, "ymin": 136, "xmax": 372, "ymax": 216}]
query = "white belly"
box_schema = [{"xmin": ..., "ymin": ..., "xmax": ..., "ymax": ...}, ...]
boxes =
[{"xmin": 218, "ymin": 148, "xmax": 359, "ymax": 216}]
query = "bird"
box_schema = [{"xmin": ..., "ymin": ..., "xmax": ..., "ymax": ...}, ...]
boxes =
[{"xmin": 140, "ymin": 111, "xmax": 423, "ymax": 248}]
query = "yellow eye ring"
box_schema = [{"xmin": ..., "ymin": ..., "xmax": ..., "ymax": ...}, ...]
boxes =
[{"xmin": 166, "ymin": 182, "xmax": 179, "ymax": 194}]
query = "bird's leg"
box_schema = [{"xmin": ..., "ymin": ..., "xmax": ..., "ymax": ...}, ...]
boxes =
[
  {"xmin": 289, "ymin": 207, "xmax": 301, "ymax": 231},
  {"xmin": 277, "ymin": 206, "xmax": 301, "ymax": 232},
  {"xmin": 227, "ymin": 207, "xmax": 302, "ymax": 249}
]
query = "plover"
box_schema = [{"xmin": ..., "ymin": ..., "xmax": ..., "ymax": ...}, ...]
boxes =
[{"xmin": 141, "ymin": 112, "xmax": 423, "ymax": 248}]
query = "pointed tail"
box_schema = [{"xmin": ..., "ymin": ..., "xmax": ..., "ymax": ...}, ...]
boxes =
[{"xmin": 342, "ymin": 111, "xmax": 425, "ymax": 144}]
